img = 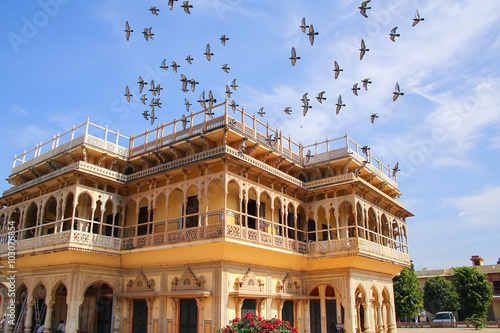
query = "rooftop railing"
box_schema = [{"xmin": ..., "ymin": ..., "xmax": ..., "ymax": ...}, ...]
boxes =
[{"xmin": 9, "ymin": 100, "xmax": 398, "ymax": 185}]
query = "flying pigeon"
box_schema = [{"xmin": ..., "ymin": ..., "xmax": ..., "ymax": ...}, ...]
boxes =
[
  {"xmin": 204, "ymin": 44, "xmax": 214, "ymax": 61},
  {"xmin": 290, "ymin": 47, "xmax": 300, "ymax": 66},
  {"xmin": 150, "ymin": 98, "xmax": 156, "ymax": 111},
  {"xmin": 142, "ymin": 110, "xmax": 149, "ymax": 120},
  {"xmin": 370, "ymin": 113, "xmax": 378, "ymax": 123},
  {"xmin": 335, "ymin": 95, "xmax": 345, "ymax": 114},
  {"xmin": 171, "ymin": 61, "xmax": 180, "ymax": 73},
  {"xmin": 300, "ymin": 17, "xmax": 309, "ymax": 33},
  {"xmin": 360, "ymin": 39, "xmax": 369, "ymax": 60},
  {"xmin": 180, "ymin": 74, "xmax": 188, "ymax": 92},
  {"xmin": 362, "ymin": 78, "xmax": 372, "ymax": 90},
  {"xmin": 207, "ymin": 90, "xmax": 217, "ymax": 108},
  {"xmin": 160, "ymin": 59, "xmax": 169, "ymax": 70},
  {"xmin": 389, "ymin": 27, "xmax": 400, "ymax": 42},
  {"xmin": 168, "ymin": 0, "xmax": 177, "ymax": 10},
  {"xmin": 230, "ymin": 79, "xmax": 238, "ymax": 91},
  {"xmin": 189, "ymin": 79, "xmax": 199, "ymax": 92},
  {"xmin": 230, "ymin": 100, "xmax": 239, "ymax": 112},
  {"xmin": 225, "ymin": 85, "xmax": 233, "ymax": 98},
  {"xmin": 185, "ymin": 98, "xmax": 192, "ymax": 112},
  {"xmin": 149, "ymin": 80, "xmax": 157, "ymax": 96},
  {"xmin": 359, "ymin": 1, "xmax": 371, "ymax": 18},
  {"xmin": 140, "ymin": 94, "xmax": 147, "ymax": 105},
  {"xmin": 284, "ymin": 107, "xmax": 292, "ymax": 115},
  {"xmin": 413, "ymin": 9, "xmax": 424, "ymax": 26},
  {"xmin": 181, "ymin": 1, "xmax": 193, "ymax": 14},
  {"xmin": 155, "ymin": 84, "xmax": 163, "ymax": 95},
  {"xmin": 392, "ymin": 162, "xmax": 400, "ymax": 176},
  {"xmin": 149, "ymin": 6, "xmax": 160, "ymax": 15},
  {"xmin": 257, "ymin": 107, "xmax": 265, "ymax": 117},
  {"xmin": 125, "ymin": 21, "xmax": 133, "ymax": 41},
  {"xmin": 124, "ymin": 86, "xmax": 132, "ymax": 102},
  {"xmin": 181, "ymin": 115, "xmax": 190, "ymax": 130},
  {"xmin": 352, "ymin": 83, "xmax": 361, "ymax": 96},
  {"xmin": 150, "ymin": 110, "xmax": 157, "ymax": 125},
  {"xmin": 393, "ymin": 82, "xmax": 404, "ymax": 101},
  {"xmin": 333, "ymin": 61, "xmax": 343, "ymax": 79},
  {"xmin": 142, "ymin": 27, "xmax": 154, "ymax": 41},
  {"xmin": 153, "ymin": 98, "xmax": 162, "ymax": 108},
  {"xmin": 307, "ymin": 24, "xmax": 319, "ymax": 46},
  {"xmin": 138, "ymin": 76, "xmax": 147, "ymax": 93},
  {"xmin": 316, "ymin": 91, "xmax": 326, "ymax": 104},
  {"xmin": 198, "ymin": 91, "xmax": 207, "ymax": 109},
  {"xmin": 220, "ymin": 34, "xmax": 229, "ymax": 46},
  {"xmin": 221, "ymin": 64, "xmax": 230, "ymax": 73},
  {"xmin": 186, "ymin": 55, "xmax": 193, "ymax": 64}
]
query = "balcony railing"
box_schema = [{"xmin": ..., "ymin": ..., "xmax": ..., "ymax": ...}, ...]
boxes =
[{"xmin": 1, "ymin": 210, "xmax": 409, "ymax": 265}]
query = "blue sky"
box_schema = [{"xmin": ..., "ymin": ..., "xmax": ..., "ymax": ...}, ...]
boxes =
[{"xmin": 1, "ymin": 0, "xmax": 499, "ymax": 270}]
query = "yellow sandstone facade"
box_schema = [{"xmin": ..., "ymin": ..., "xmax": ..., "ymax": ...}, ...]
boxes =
[{"xmin": 0, "ymin": 101, "xmax": 412, "ymax": 333}]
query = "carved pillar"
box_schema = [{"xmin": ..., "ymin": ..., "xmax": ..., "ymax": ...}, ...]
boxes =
[
  {"xmin": 257, "ymin": 299, "xmax": 265, "ymax": 318},
  {"xmin": 276, "ymin": 299, "xmax": 284, "ymax": 320},
  {"xmin": 362, "ymin": 302, "xmax": 371, "ymax": 333},
  {"xmin": 303, "ymin": 300, "xmax": 310, "ymax": 333},
  {"xmin": 342, "ymin": 295, "xmax": 355, "ymax": 333},
  {"xmin": 386, "ymin": 303, "xmax": 396, "ymax": 333},
  {"xmin": 170, "ymin": 298, "xmax": 179, "ymax": 333},
  {"xmin": 234, "ymin": 297, "xmax": 244, "ymax": 318},
  {"xmin": 43, "ymin": 301, "xmax": 55, "ymax": 333},
  {"xmin": 23, "ymin": 302, "xmax": 34, "ymax": 333},
  {"xmin": 196, "ymin": 298, "xmax": 205, "ymax": 333},
  {"xmin": 127, "ymin": 299, "xmax": 134, "ymax": 333},
  {"xmin": 376, "ymin": 303, "xmax": 383, "ymax": 333},
  {"xmin": 146, "ymin": 299, "xmax": 153, "ymax": 333},
  {"xmin": 113, "ymin": 297, "xmax": 122, "ymax": 333}
]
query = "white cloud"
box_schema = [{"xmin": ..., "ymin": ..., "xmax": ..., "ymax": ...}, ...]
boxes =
[{"xmin": 444, "ymin": 186, "xmax": 500, "ymax": 225}]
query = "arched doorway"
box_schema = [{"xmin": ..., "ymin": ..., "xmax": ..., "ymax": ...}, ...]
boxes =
[{"xmin": 79, "ymin": 282, "xmax": 114, "ymax": 333}]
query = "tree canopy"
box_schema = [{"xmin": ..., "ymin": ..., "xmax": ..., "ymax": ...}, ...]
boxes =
[
  {"xmin": 453, "ymin": 266, "xmax": 493, "ymax": 319},
  {"xmin": 393, "ymin": 263, "xmax": 423, "ymax": 318},
  {"xmin": 423, "ymin": 276, "xmax": 459, "ymax": 314}
]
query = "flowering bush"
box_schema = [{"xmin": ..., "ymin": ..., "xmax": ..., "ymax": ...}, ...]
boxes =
[{"xmin": 217, "ymin": 312, "xmax": 296, "ymax": 333}]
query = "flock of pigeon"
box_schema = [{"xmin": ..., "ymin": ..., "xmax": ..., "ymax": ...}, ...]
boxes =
[
  {"xmin": 288, "ymin": 2, "xmax": 424, "ymax": 126},
  {"xmin": 121, "ymin": 1, "xmax": 424, "ymax": 177},
  {"xmin": 123, "ymin": 2, "xmax": 240, "ymax": 126}
]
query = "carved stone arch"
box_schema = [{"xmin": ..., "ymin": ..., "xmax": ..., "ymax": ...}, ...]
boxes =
[
  {"xmin": 80, "ymin": 279, "xmax": 119, "ymax": 304},
  {"xmin": 137, "ymin": 195, "xmax": 150, "ymax": 208},
  {"xmin": 381, "ymin": 286, "xmax": 392, "ymax": 303},
  {"xmin": 48, "ymin": 278, "xmax": 69, "ymax": 303},
  {"xmin": 369, "ymin": 284, "xmax": 380, "ymax": 303},
  {"xmin": 354, "ymin": 283, "xmax": 369, "ymax": 304},
  {"xmin": 31, "ymin": 281, "xmax": 48, "ymax": 304}
]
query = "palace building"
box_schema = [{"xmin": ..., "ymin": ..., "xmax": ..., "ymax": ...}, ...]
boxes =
[{"xmin": 0, "ymin": 101, "xmax": 412, "ymax": 333}]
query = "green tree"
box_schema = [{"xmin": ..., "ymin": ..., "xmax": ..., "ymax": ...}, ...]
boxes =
[
  {"xmin": 393, "ymin": 263, "xmax": 423, "ymax": 318},
  {"xmin": 453, "ymin": 266, "xmax": 493, "ymax": 319},
  {"xmin": 423, "ymin": 276, "xmax": 459, "ymax": 314}
]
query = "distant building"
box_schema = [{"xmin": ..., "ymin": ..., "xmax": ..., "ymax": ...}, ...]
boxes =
[
  {"xmin": 416, "ymin": 255, "xmax": 500, "ymax": 321},
  {"xmin": 0, "ymin": 102, "xmax": 412, "ymax": 333}
]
